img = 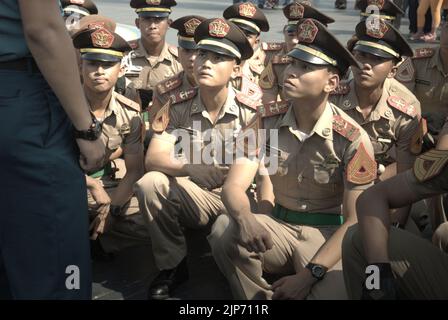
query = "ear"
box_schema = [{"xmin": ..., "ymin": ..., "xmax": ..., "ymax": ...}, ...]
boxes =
[
  {"xmin": 135, "ymin": 18, "xmax": 140, "ymax": 29},
  {"xmin": 323, "ymin": 71, "xmax": 339, "ymax": 93},
  {"xmin": 118, "ymin": 63, "xmax": 126, "ymax": 78},
  {"xmin": 167, "ymin": 18, "xmax": 173, "ymax": 26},
  {"xmin": 387, "ymin": 65, "xmax": 398, "ymax": 79},
  {"xmin": 231, "ymin": 63, "xmax": 241, "ymax": 79},
  {"xmin": 255, "ymin": 35, "xmax": 261, "ymax": 46}
]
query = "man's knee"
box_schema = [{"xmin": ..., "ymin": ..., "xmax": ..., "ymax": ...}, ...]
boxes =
[
  {"xmin": 432, "ymin": 222, "xmax": 448, "ymax": 253},
  {"xmin": 342, "ymin": 225, "xmax": 363, "ymax": 267},
  {"xmin": 134, "ymin": 171, "xmax": 170, "ymax": 201},
  {"xmin": 208, "ymin": 214, "xmax": 240, "ymax": 259}
]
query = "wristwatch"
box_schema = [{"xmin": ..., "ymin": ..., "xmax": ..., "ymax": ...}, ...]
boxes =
[
  {"xmin": 74, "ymin": 117, "xmax": 102, "ymax": 141},
  {"xmin": 305, "ymin": 263, "xmax": 328, "ymax": 281}
]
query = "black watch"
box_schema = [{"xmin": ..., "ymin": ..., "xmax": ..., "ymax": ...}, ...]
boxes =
[
  {"xmin": 74, "ymin": 117, "xmax": 102, "ymax": 141},
  {"xmin": 306, "ymin": 263, "xmax": 328, "ymax": 281}
]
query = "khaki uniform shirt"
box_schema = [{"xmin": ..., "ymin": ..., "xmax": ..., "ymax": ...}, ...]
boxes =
[
  {"xmin": 153, "ymin": 86, "xmax": 258, "ymax": 166},
  {"xmin": 396, "ymin": 48, "xmax": 448, "ymax": 117},
  {"xmin": 330, "ymin": 78, "xmax": 421, "ymax": 168},
  {"xmin": 125, "ymin": 40, "xmax": 183, "ymax": 104},
  {"xmin": 98, "ymin": 92, "xmax": 143, "ymax": 162},
  {"xmin": 260, "ymin": 102, "xmax": 375, "ymax": 214}
]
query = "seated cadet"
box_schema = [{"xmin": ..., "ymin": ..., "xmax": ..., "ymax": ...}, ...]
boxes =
[
  {"xmin": 259, "ymin": 2, "xmax": 335, "ymax": 103},
  {"xmin": 208, "ymin": 18, "xmax": 376, "ymax": 300},
  {"xmin": 342, "ymin": 118, "xmax": 448, "ymax": 299},
  {"xmin": 330, "ymin": 19, "xmax": 421, "ymax": 229},
  {"xmin": 223, "ymin": 1, "xmax": 269, "ymax": 98},
  {"xmin": 134, "ymin": 18, "xmax": 258, "ymax": 300},
  {"xmin": 148, "ymin": 15, "xmax": 206, "ymax": 127},
  {"xmin": 396, "ymin": 21, "xmax": 448, "ymax": 146},
  {"xmin": 72, "ymin": 17, "xmax": 149, "ymax": 253}
]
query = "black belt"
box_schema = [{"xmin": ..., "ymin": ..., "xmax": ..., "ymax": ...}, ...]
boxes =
[{"xmin": 0, "ymin": 58, "xmax": 40, "ymax": 73}]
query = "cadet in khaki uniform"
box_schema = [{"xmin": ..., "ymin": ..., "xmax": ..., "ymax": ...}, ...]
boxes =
[
  {"xmin": 208, "ymin": 19, "xmax": 377, "ymax": 300},
  {"xmin": 223, "ymin": 2, "xmax": 269, "ymax": 98},
  {"xmin": 72, "ymin": 18, "xmax": 148, "ymax": 252},
  {"xmin": 342, "ymin": 119, "xmax": 448, "ymax": 299},
  {"xmin": 134, "ymin": 18, "xmax": 257, "ymax": 300},
  {"xmin": 331, "ymin": 20, "xmax": 420, "ymax": 182},
  {"xmin": 259, "ymin": 2, "xmax": 334, "ymax": 103},
  {"xmin": 396, "ymin": 22, "xmax": 448, "ymax": 135},
  {"xmin": 149, "ymin": 15, "xmax": 206, "ymax": 125},
  {"xmin": 125, "ymin": 0, "xmax": 182, "ymax": 110}
]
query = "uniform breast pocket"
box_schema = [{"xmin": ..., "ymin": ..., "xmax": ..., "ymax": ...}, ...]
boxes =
[{"xmin": 107, "ymin": 135, "xmax": 122, "ymax": 152}]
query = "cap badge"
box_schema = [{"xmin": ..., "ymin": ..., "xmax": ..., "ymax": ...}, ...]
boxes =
[
  {"xmin": 88, "ymin": 22, "xmax": 106, "ymax": 30},
  {"xmin": 289, "ymin": 3, "xmax": 304, "ymax": 19},
  {"xmin": 91, "ymin": 28, "xmax": 114, "ymax": 48},
  {"xmin": 297, "ymin": 19, "xmax": 318, "ymax": 43},
  {"xmin": 366, "ymin": 18, "xmax": 389, "ymax": 39},
  {"xmin": 367, "ymin": 0, "xmax": 385, "ymax": 10},
  {"xmin": 70, "ymin": 0, "xmax": 85, "ymax": 5},
  {"xmin": 209, "ymin": 19, "xmax": 230, "ymax": 38},
  {"xmin": 146, "ymin": 0, "xmax": 161, "ymax": 5},
  {"xmin": 239, "ymin": 3, "xmax": 257, "ymax": 18},
  {"xmin": 184, "ymin": 18, "xmax": 202, "ymax": 36}
]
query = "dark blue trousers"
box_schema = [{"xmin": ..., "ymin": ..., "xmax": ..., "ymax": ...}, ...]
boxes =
[{"xmin": 0, "ymin": 67, "xmax": 91, "ymax": 299}]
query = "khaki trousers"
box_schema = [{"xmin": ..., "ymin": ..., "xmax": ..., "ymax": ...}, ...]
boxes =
[
  {"xmin": 208, "ymin": 214, "xmax": 348, "ymax": 300},
  {"xmin": 134, "ymin": 171, "xmax": 227, "ymax": 270},
  {"xmin": 342, "ymin": 225, "xmax": 448, "ymax": 299}
]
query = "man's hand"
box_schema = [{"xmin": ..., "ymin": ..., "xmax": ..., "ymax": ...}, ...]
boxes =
[
  {"xmin": 89, "ymin": 183, "xmax": 111, "ymax": 240},
  {"xmin": 272, "ymin": 268, "xmax": 317, "ymax": 300},
  {"xmin": 237, "ymin": 215, "xmax": 273, "ymax": 253},
  {"xmin": 185, "ymin": 164, "xmax": 226, "ymax": 190},
  {"xmin": 77, "ymin": 138, "xmax": 106, "ymax": 172}
]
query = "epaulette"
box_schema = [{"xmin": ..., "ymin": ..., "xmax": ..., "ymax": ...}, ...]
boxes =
[
  {"xmin": 332, "ymin": 115, "xmax": 360, "ymax": 142},
  {"xmin": 259, "ymin": 63, "xmax": 275, "ymax": 90},
  {"xmin": 168, "ymin": 45, "xmax": 178, "ymax": 57},
  {"xmin": 258, "ymin": 101, "xmax": 289, "ymax": 118},
  {"xmin": 330, "ymin": 82, "xmax": 350, "ymax": 95},
  {"xmin": 115, "ymin": 93, "xmax": 141, "ymax": 112},
  {"xmin": 395, "ymin": 57, "xmax": 415, "ymax": 83},
  {"xmin": 236, "ymin": 92, "xmax": 259, "ymax": 110},
  {"xmin": 168, "ymin": 88, "xmax": 198, "ymax": 105},
  {"xmin": 387, "ymin": 96, "xmax": 417, "ymax": 118},
  {"xmin": 271, "ymin": 55, "xmax": 291, "ymax": 65},
  {"xmin": 240, "ymin": 75, "xmax": 263, "ymax": 102},
  {"xmin": 156, "ymin": 72, "xmax": 183, "ymax": 95},
  {"xmin": 414, "ymin": 149, "xmax": 448, "ymax": 182},
  {"xmin": 249, "ymin": 60, "xmax": 265, "ymax": 75},
  {"xmin": 262, "ymin": 42, "xmax": 284, "ymax": 51},
  {"xmin": 413, "ymin": 47, "xmax": 435, "ymax": 59}
]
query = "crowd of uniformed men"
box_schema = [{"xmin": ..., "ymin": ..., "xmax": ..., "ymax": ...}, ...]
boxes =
[{"xmin": 10, "ymin": 0, "xmax": 448, "ymax": 299}]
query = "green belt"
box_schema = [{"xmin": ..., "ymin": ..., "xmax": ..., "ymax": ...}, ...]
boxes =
[
  {"xmin": 142, "ymin": 111, "xmax": 149, "ymax": 123},
  {"xmin": 89, "ymin": 162, "xmax": 113, "ymax": 179},
  {"xmin": 272, "ymin": 204, "xmax": 344, "ymax": 226}
]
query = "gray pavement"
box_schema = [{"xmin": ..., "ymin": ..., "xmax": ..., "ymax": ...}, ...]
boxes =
[{"xmin": 91, "ymin": 0, "xmax": 437, "ymax": 300}]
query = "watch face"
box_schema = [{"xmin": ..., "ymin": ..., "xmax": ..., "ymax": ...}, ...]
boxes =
[{"xmin": 312, "ymin": 265, "xmax": 325, "ymax": 278}]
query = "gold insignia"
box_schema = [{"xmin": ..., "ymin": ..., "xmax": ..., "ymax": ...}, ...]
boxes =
[
  {"xmin": 395, "ymin": 58, "xmax": 414, "ymax": 83},
  {"xmin": 297, "ymin": 19, "xmax": 318, "ymax": 43},
  {"xmin": 239, "ymin": 2, "xmax": 257, "ymax": 18},
  {"xmin": 146, "ymin": 0, "xmax": 161, "ymax": 5},
  {"xmin": 151, "ymin": 100, "xmax": 170, "ymax": 133},
  {"xmin": 184, "ymin": 18, "xmax": 202, "ymax": 36},
  {"xmin": 347, "ymin": 143, "xmax": 377, "ymax": 185},
  {"xmin": 367, "ymin": 0, "xmax": 385, "ymax": 9},
  {"xmin": 235, "ymin": 115, "xmax": 262, "ymax": 158},
  {"xmin": 209, "ymin": 19, "xmax": 230, "ymax": 38},
  {"xmin": 366, "ymin": 19, "xmax": 389, "ymax": 39},
  {"xmin": 289, "ymin": 3, "xmax": 304, "ymax": 19},
  {"xmin": 70, "ymin": 0, "xmax": 85, "ymax": 4},
  {"xmin": 259, "ymin": 63, "xmax": 276, "ymax": 90},
  {"xmin": 413, "ymin": 149, "xmax": 448, "ymax": 182},
  {"xmin": 91, "ymin": 28, "xmax": 114, "ymax": 48}
]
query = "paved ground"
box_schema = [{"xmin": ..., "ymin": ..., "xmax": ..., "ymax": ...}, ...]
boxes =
[{"xmin": 91, "ymin": 0, "xmax": 439, "ymax": 300}]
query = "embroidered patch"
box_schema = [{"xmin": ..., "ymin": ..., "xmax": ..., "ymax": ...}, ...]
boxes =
[
  {"xmin": 271, "ymin": 55, "xmax": 291, "ymax": 65},
  {"xmin": 413, "ymin": 149, "xmax": 448, "ymax": 182},
  {"xmin": 259, "ymin": 63, "xmax": 276, "ymax": 89},
  {"xmin": 367, "ymin": 0, "xmax": 385, "ymax": 9},
  {"xmin": 330, "ymin": 82, "xmax": 350, "ymax": 95},
  {"xmin": 235, "ymin": 115, "xmax": 262, "ymax": 158},
  {"xmin": 347, "ymin": 143, "xmax": 377, "ymax": 185},
  {"xmin": 168, "ymin": 88, "xmax": 198, "ymax": 105},
  {"xmin": 387, "ymin": 96, "xmax": 416, "ymax": 118},
  {"xmin": 91, "ymin": 28, "xmax": 114, "ymax": 48},
  {"xmin": 366, "ymin": 19, "xmax": 389, "ymax": 39},
  {"xmin": 414, "ymin": 48, "xmax": 435, "ymax": 59},
  {"xmin": 146, "ymin": 0, "xmax": 161, "ymax": 5},
  {"xmin": 332, "ymin": 115, "xmax": 360, "ymax": 142},
  {"xmin": 297, "ymin": 19, "xmax": 318, "ymax": 43},
  {"xmin": 258, "ymin": 101, "xmax": 289, "ymax": 118},
  {"xmin": 262, "ymin": 42, "xmax": 284, "ymax": 51},
  {"xmin": 236, "ymin": 92, "xmax": 259, "ymax": 110},
  {"xmin": 151, "ymin": 100, "xmax": 170, "ymax": 133},
  {"xmin": 209, "ymin": 19, "xmax": 230, "ymax": 38},
  {"xmin": 289, "ymin": 3, "xmax": 304, "ymax": 19},
  {"xmin": 184, "ymin": 18, "xmax": 202, "ymax": 36},
  {"xmin": 395, "ymin": 58, "xmax": 414, "ymax": 83},
  {"xmin": 157, "ymin": 74, "xmax": 183, "ymax": 95},
  {"xmin": 240, "ymin": 75, "xmax": 263, "ymax": 103},
  {"xmin": 239, "ymin": 2, "xmax": 257, "ymax": 18}
]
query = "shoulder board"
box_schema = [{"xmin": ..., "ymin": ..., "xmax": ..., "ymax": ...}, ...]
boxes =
[
  {"xmin": 262, "ymin": 42, "xmax": 284, "ymax": 51},
  {"xmin": 115, "ymin": 93, "xmax": 141, "ymax": 112},
  {"xmin": 168, "ymin": 88, "xmax": 197, "ymax": 105},
  {"xmin": 395, "ymin": 57, "xmax": 415, "ymax": 83},
  {"xmin": 413, "ymin": 149, "xmax": 448, "ymax": 182},
  {"xmin": 413, "ymin": 48, "xmax": 435, "ymax": 59},
  {"xmin": 271, "ymin": 55, "xmax": 291, "ymax": 65},
  {"xmin": 168, "ymin": 45, "xmax": 178, "ymax": 57},
  {"xmin": 387, "ymin": 96, "xmax": 417, "ymax": 118},
  {"xmin": 236, "ymin": 92, "xmax": 259, "ymax": 110},
  {"xmin": 249, "ymin": 61, "xmax": 265, "ymax": 75},
  {"xmin": 330, "ymin": 82, "xmax": 350, "ymax": 95},
  {"xmin": 332, "ymin": 115, "xmax": 360, "ymax": 142},
  {"xmin": 258, "ymin": 101, "xmax": 289, "ymax": 118},
  {"xmin": 156, "ymin": 72, "xmax": 183, "ymax": 95},
  {"xmin": 240, "ymin": 76, "xmax": 263, "ymax": 102},
  {"xmin": 259, "ymin": 63, "xmax": 275, "ymax": 90}
]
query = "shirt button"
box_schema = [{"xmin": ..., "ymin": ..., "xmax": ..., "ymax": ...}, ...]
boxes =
[
  {"xmin": 385, "ymin": 110, "xmax": 393, "ymax": 118},
  {"xmin": 298, "ymin": 203, "xmax": 307, "ymax": 211},
  {"xmin": 322, "ymin": 128, "xmax": 331, "ymax": 137},
  {"xmin": 343, "ymin": 100, "xmax": 351, "ymax": 108},
  {"xmin": 192, "ymin": 104, "xmax": 198, "ymax": 112}
]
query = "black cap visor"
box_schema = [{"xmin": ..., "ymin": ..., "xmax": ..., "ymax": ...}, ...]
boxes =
[
  {"xmin": 353, "ymin": 43, "xmax": 397, "ymax": 60},
  {"xmin": 138, "ymin": 11, "xmax": 170, "ymax": 18},
  {"xmin": 81, "ymin": 52, "xmax": 122, "ymax": 63},
  {"xmin": 178, "ymin": 37, "xmax": 198, "ymax": 50}
]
